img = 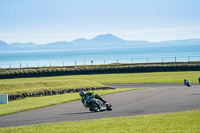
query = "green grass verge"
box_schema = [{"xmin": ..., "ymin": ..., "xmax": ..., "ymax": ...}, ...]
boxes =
[
  {"xmin": 1, "ymin": 71, "xmax": 198, "ymax": 95},
  {"xmin": 1, "ymin": 110, "xmax": 199, "ymax": 132},
  {"xmin": 0, "ymin": 88, "xmax": 139, "ymax": 116},
  {"xmin": 0, "ymin": 79, "xmax": 105, "ymax": 95},
  {"xmin": 0, "ymin": 71, "xmax": 198, "ymax": 114},
  {"xmin": 0, "ymin": 71, "xmax": 199, "ymax": 85}
]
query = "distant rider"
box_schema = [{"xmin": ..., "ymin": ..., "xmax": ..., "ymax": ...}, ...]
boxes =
[
  {"xmin": 184, "ymin": 79, "xmax": 191, "ymax": 86},
  {"xmin": 79, "ymin": 90, "xmax": 107, "ymax": 109}
]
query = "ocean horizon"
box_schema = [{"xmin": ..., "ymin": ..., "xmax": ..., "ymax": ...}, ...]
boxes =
[{"xmin": 1, "ymin": 46, "xmax": 200, "ymax": 68}]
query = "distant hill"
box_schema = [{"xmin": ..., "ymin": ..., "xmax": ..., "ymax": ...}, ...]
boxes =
[
  {"xmin": 89, "ymin": 34, "xmax": 126, "ymax": 43},
  {"xmin": 71, "ymin": 38, "xmax": 87, "ymax": 43},
  {"xmin": 0, "ymin": 40, "xmax": 16, "ymax": 50},
  {"xmin": 71, "ymin": 34, "xmax": 150, "ymax": 48},
  {"xmin": 0, "ymin": 40, "xmax": 8, "ymax": 47},
  {"xmin": 45, "ymin": 41, "xmax": 71, "ymax": 48},
  {"xmin": 10, "ymin": 42, "xmax": 36, "ymax": 47},
  {"xmin": 0, "ymin": 34, "xmax": 200, "ymax": 51}
]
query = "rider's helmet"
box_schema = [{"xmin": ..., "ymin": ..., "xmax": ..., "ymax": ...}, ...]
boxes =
[{"xmin": 79, "ymin": 90, "xmax": 85, "ymax": 97}]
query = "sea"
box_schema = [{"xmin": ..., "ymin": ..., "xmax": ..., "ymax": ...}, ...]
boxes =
[{"xmin": 0, "ymin": 45, "xmax": 200, "ymax": 68}]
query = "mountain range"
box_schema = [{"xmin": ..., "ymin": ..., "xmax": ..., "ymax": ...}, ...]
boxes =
[{"xmin": 0, "ymin": 34, "xmax": 200, "ymax": 51}]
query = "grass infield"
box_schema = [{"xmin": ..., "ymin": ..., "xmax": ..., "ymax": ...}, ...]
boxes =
[
  {"xmin": 1, "ymin": 71, "xmax": 199, "ymax": 96},
  {"xmin": 0, "ymin": 71, "xmax": 199, "ymax": 85},
  {"xmin": 0, "ymin": 110, "xmax": 199, "ymax": 132},
  {"xmin": 0, "ymin": 79, "xmax": 105, "ymax": 95}
]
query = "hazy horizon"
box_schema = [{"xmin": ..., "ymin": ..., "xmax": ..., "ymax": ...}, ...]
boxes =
[{"xmin": 1, "ymin": 34, "xmax": 200, "ymax": 45}]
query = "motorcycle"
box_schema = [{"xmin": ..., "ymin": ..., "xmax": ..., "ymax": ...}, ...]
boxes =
[
  {"xmin": 84, "ymin": 96, "xmax": 112, "ymax": 112},
  {"xmin": 186, "ymin": 82, "xmax": 191, "ymax": 87},
  {"xmin": 184, "ymin": 79, "xmax": 191, "ymax": 87}
]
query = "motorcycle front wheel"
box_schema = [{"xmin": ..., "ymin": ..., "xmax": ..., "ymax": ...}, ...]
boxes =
[{"xmin": 106, "ymin": 103, "xmax": 112, "ymax": 111}]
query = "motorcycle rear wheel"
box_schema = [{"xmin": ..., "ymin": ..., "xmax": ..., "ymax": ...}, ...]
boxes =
[{"xmin": 89, "ymin": 104, "xmax": 100, "ymax": 112}]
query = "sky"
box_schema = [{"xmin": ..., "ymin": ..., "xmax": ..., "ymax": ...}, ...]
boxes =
[{"xmin": 0, "ymin": 0, "xmax": 200, "ymax": 44}]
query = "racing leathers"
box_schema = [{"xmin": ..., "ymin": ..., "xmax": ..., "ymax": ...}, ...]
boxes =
[{"xmin": 81, "ymin": 92, "xmax": 106, "ymax": 109}]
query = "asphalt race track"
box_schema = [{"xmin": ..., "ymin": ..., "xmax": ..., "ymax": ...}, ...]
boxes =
[{"xmin": 1, "ymin": 83, "xmax": 200, "ymax": 128}]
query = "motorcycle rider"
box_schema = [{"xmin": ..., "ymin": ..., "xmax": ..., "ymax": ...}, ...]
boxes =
[
  {"xmin": 184, "ymin": 79, "xmax": 191, "ymax": 87},
  {"xmin": 79, "ymin": 90, "xmax": 107, "ymax": 109}
]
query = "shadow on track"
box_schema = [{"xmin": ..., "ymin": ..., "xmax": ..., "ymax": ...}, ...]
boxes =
[{"xmin": 60, "ymin": 112, "xmax": 91, "ymax": 116}]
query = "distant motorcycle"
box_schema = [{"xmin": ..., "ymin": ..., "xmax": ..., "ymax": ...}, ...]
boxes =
[
  {"xmin": 84, "ymin": 96, "xmax": 112, "ymax": 112},
  {"xmin": 184, "ymin": 79, "xmax": 191, "ymax": 87}
]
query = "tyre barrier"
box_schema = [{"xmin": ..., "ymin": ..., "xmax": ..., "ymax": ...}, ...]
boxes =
[{"xmin": 8, "ymin": 86, "xmax": 115, "ymax": 101}]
